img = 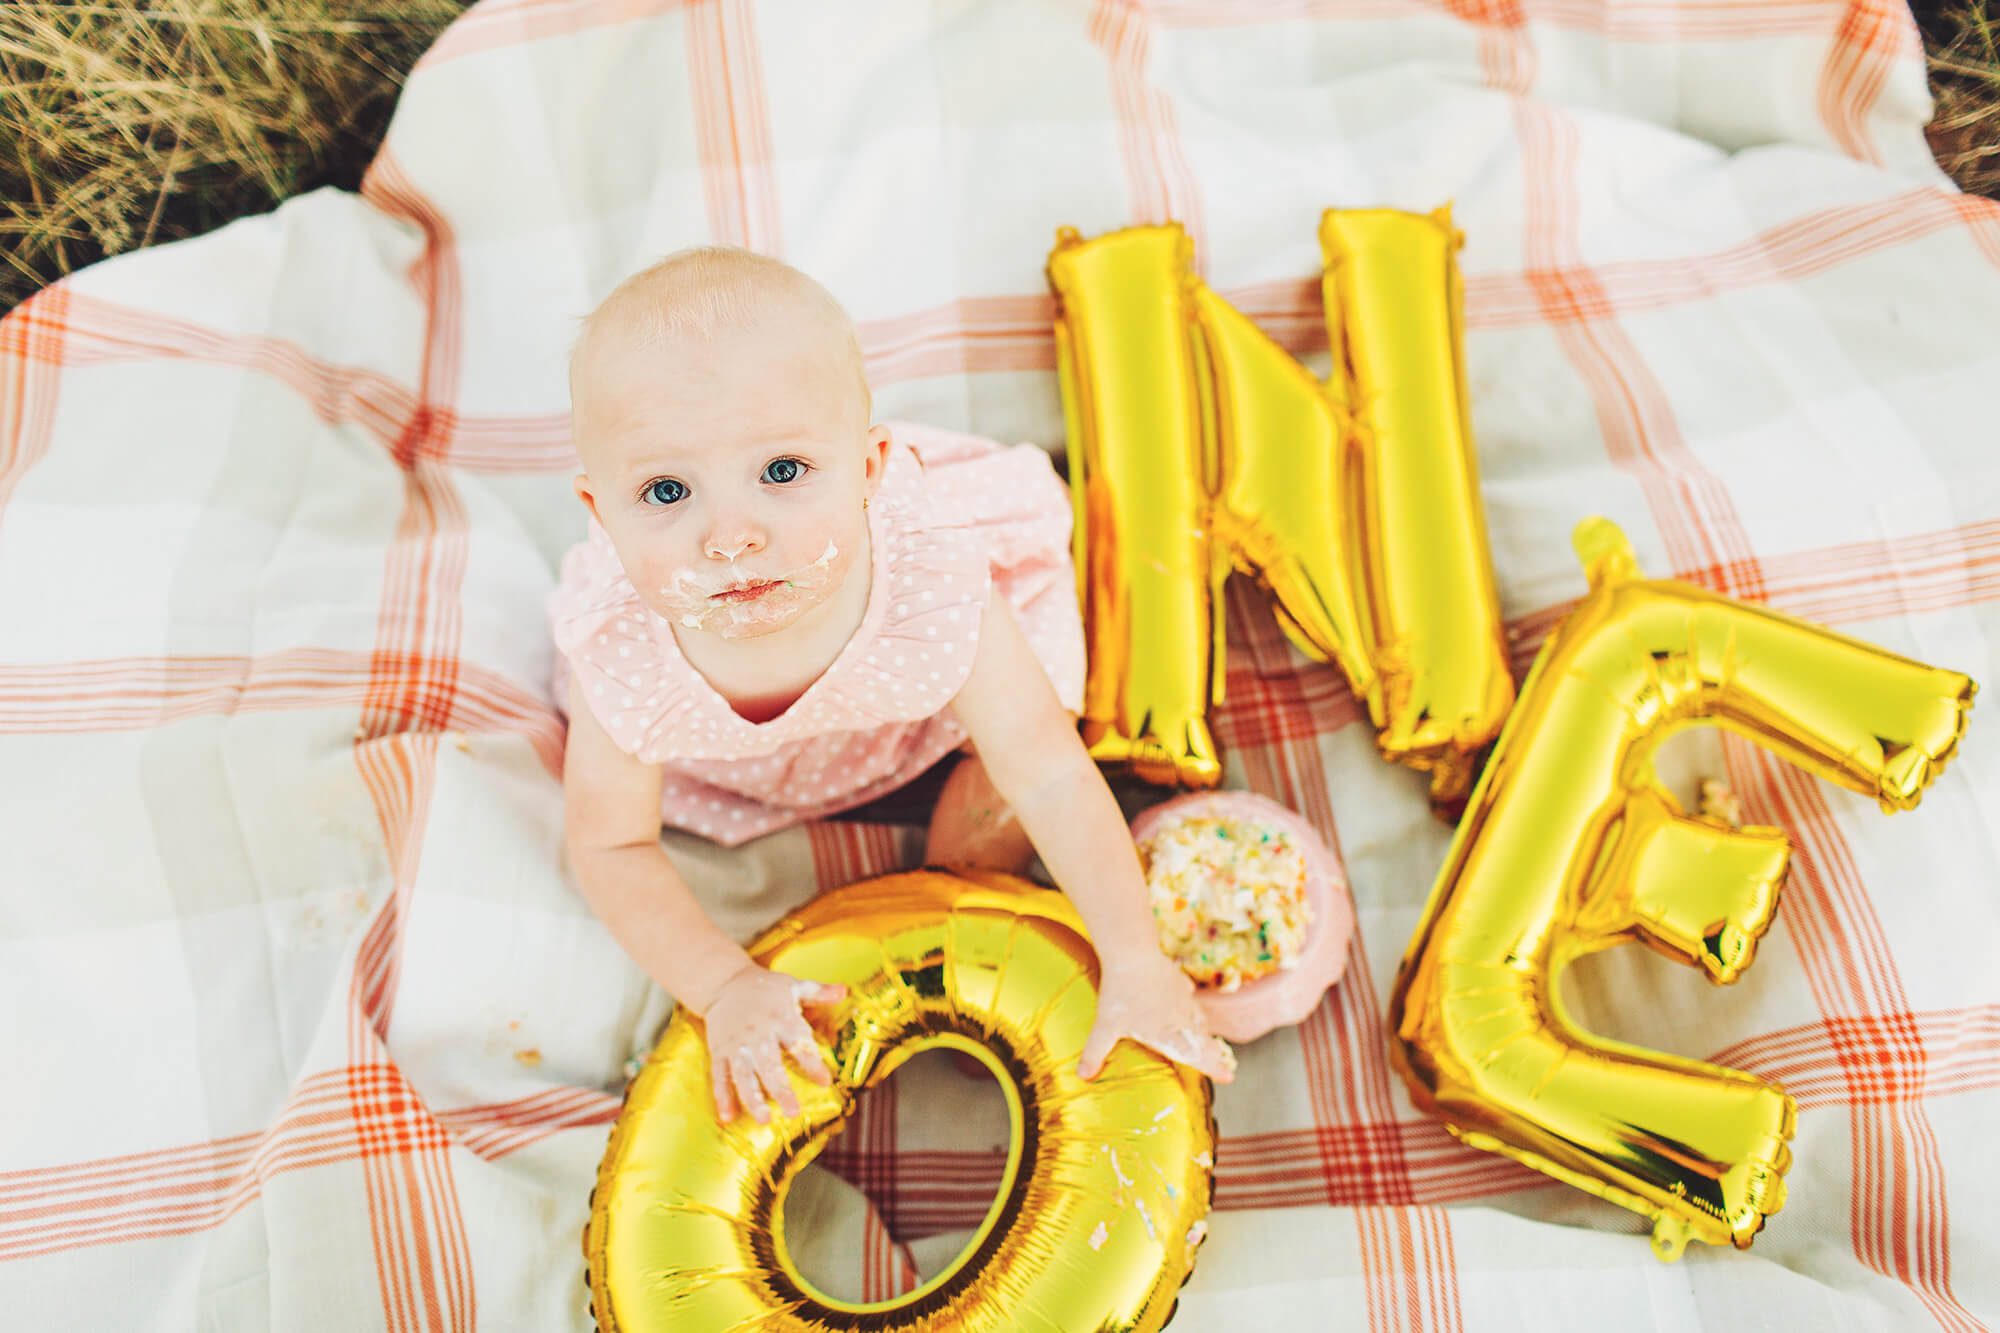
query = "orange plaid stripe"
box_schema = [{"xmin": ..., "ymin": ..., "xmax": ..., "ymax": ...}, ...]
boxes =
[
  {"xmin": 339, "ymin": 147, "xmax": 479, "ymax": 1333},
  {"xmin": 1, "ymin": 2, "xmax": 1992, "ymax": 1326},
  {"xmin": 0, "ymin": 284, "xmax": 67, "ymax": 537},
  {"xmin": 348, "ymin": 1064, "xmax": 458, "ymax": 1161}
]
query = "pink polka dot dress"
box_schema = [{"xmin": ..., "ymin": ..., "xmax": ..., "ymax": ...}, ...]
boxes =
[{"xmin": 546, "ymin": 421, "xmax": 1087, "ymax": 847}]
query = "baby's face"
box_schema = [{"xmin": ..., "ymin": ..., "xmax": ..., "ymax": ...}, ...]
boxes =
[{"xmin": 571, "ymin": 318, "xmax": 888, "ymax": 642}]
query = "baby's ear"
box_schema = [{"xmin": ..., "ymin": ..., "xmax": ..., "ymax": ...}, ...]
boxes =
[
  {"xmin": 865, "ymin": 424, "xmax": 894, "ymax": 482},
  {"xmin": 572, "ymin": 473, "xmax": 602, "ymax": 525}
]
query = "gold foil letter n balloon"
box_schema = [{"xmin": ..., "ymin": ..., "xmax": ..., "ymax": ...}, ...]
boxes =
[
  {"xmin": 1388, "ymin": 518, "xmax": 1975, "ymax": 1260},
  {"xmin": 584, "ymin": 869, "xmax": 1217, "ymax": 1332},
  {"xmin": 1046, "ymin": 207, "xmax": 1513, "ymax": 806}
]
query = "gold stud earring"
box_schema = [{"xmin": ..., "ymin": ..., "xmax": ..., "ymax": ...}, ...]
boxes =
[{"xmin": 862, "ymin": 497, "xmax": 871, "ymax": 510}]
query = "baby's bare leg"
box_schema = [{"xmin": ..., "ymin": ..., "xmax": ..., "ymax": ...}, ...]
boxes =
[{"xmin": 923, "ymin": 744, "xmax": 1037, "ymax": 876}]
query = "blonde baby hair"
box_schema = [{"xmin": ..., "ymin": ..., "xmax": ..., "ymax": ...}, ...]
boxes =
[{"xmin": 568, "ymin": 244, "xmax": 871, "ymax": 422}]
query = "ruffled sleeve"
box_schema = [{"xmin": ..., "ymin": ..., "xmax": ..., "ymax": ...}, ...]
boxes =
[
  {"xmin": 888, "ymin": 420, "xmax": 1075, "ymax": 566},
  {"xmin": 818, "ymin": 441, "xmax": 993, "ymax": 728},
  {"xmin": 883, "ymin": 420, "xmax": 1087, "ymax": 715}
]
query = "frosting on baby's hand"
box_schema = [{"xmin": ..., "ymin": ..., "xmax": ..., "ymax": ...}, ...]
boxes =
[{"xmin": 1079, "ymin": 957, "xmax": 1236, "ymax": 1084}]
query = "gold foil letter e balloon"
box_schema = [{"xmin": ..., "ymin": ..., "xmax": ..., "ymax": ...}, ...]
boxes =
[
  {"xmin": 1388, "ymin": 518, "xmax": 1975, "ymax": 1259},
  {"xmin": 1047, "ymin": 207, "xmax": 1513, "ymax": 805}
]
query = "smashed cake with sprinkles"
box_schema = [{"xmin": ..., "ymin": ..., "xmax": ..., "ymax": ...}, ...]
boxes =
[{"xmin": 1135, "ymin": 811, "xmax": 1314, "ymax": 992}]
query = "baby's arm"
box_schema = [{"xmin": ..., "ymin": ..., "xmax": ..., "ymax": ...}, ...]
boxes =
[
  {"xmin": 562, "ymin": 678, "xmax": 845, "ymax": 1120},
  {"xmin": 947, "ymin": 590, "xmax": 1236, "ymax": 1084}
]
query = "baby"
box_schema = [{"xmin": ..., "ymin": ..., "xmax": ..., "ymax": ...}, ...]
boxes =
[{"xmin": 550, "ymin": 244, "xmax": 1236, "ymax": 1126}]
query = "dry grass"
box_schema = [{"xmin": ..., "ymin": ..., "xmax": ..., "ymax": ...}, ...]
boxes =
[
  {"xmin": 0, "ymin": 1, "xmax": 467, "ymax": 316},
  {"xmin": 1922, "ymin": 1, "xmax": 2000, "ymax": 199},
  {"xmin": 0, "ymin": 1, "xmax": 1995, "ymax": 320}
]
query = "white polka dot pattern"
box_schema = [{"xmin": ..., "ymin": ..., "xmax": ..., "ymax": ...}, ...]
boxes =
[{"xmin": 547, "ymin": 421, "xmax": 1087, "ymax": 848}]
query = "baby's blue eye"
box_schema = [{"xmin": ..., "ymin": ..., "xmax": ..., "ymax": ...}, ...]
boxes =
[
  {"xmin": 764, "ymin": 457, "xmax": 807, "ymax": 485},
  {"xmin": 644, "ymin": 478, "xmax": 687, "ymax": 506}
]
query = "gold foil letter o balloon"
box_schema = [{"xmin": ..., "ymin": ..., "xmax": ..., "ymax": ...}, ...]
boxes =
[
  {"xmin": 584, "ymin": 868, "xmax": 1218, "ymax": 1331},
  {"xmin": 1388, "ymin": 518, "xmax": 1975, "ymax": 1260}
]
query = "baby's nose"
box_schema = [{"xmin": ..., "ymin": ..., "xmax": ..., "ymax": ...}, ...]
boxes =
[{"xmin": 704, "ymin": 523, "xmax": 765, "ymax": 561}]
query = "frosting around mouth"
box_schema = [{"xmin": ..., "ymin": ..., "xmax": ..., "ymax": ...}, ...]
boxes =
[{"xmin": 654, "ymin": 539, "xmax": 843, "ymax": 638}]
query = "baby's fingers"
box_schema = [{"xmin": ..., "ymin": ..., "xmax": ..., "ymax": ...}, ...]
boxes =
[
  {"xmin": 725, "ymin": 1047, "xmax": 772, "ymax": 1124},
  {"xmin": 794, "ymin": 978, "xmax": 847, "ymax": 1010},
  {"xmin": 710, "ymin": 1063, "xmax": 740, "ymax": 1123},
  {"xmin": 1146, "ymin": 1024, "xmax": 1238, "ymax": 1084},
  {"xmin": 782, "ymin": 1028, "xmax": 835, "ymax": 1086},
  {"xmin": 751, "ymin": 1048, "xmax": 802, "ymax": 1120},
  {"xmin": 1184, "ymin": 1024, "xmax": 1232, "ymax": 1080},
  {"xmin": 1076, "ymin": 1018, "xmax": 1121, "ymax": 1081}
]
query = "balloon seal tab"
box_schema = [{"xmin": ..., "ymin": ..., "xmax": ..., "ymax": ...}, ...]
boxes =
[
  {"xmin": 1650, "ymin": 1214, "xmax": 1690, "ymax": 1263},
  {"xmin": 1573, "ymin": 517, "xmax": 1640, "ymax": 591}
]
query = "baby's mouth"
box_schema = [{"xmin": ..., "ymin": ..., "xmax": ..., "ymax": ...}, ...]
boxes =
[{"xmin": 711, "ymin": 579, "xmax": 781, "ymax": 603}]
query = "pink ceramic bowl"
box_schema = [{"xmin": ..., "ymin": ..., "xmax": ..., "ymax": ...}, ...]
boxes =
[{"xmin": 1128, "ymin": 790, "xmax": 1353, "ymax": 1044}]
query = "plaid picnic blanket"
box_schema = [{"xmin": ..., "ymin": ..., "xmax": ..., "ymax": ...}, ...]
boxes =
[{"xmin": 5, "ymin": 0, "xmax": 1997, "ymax": 1328}]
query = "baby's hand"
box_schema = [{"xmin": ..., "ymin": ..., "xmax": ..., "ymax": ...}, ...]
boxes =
[
  {"xmin": 1079, "ymin": 951, "xmax": 1237, "ymax": 1084},
  {"xmin": 696, "ymin": 962, "xmax": 848, "ymax": 1124}
]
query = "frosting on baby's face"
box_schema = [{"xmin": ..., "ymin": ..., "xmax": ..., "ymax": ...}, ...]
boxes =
[{"xmin": 570, "ymin": 309, "xmax": 888, "ymax": 644}]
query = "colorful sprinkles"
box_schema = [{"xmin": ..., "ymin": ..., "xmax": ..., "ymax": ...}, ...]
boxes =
[{"xmin": 1136, "ymin": 812, "xmax": 1313, "ymax": 992}]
